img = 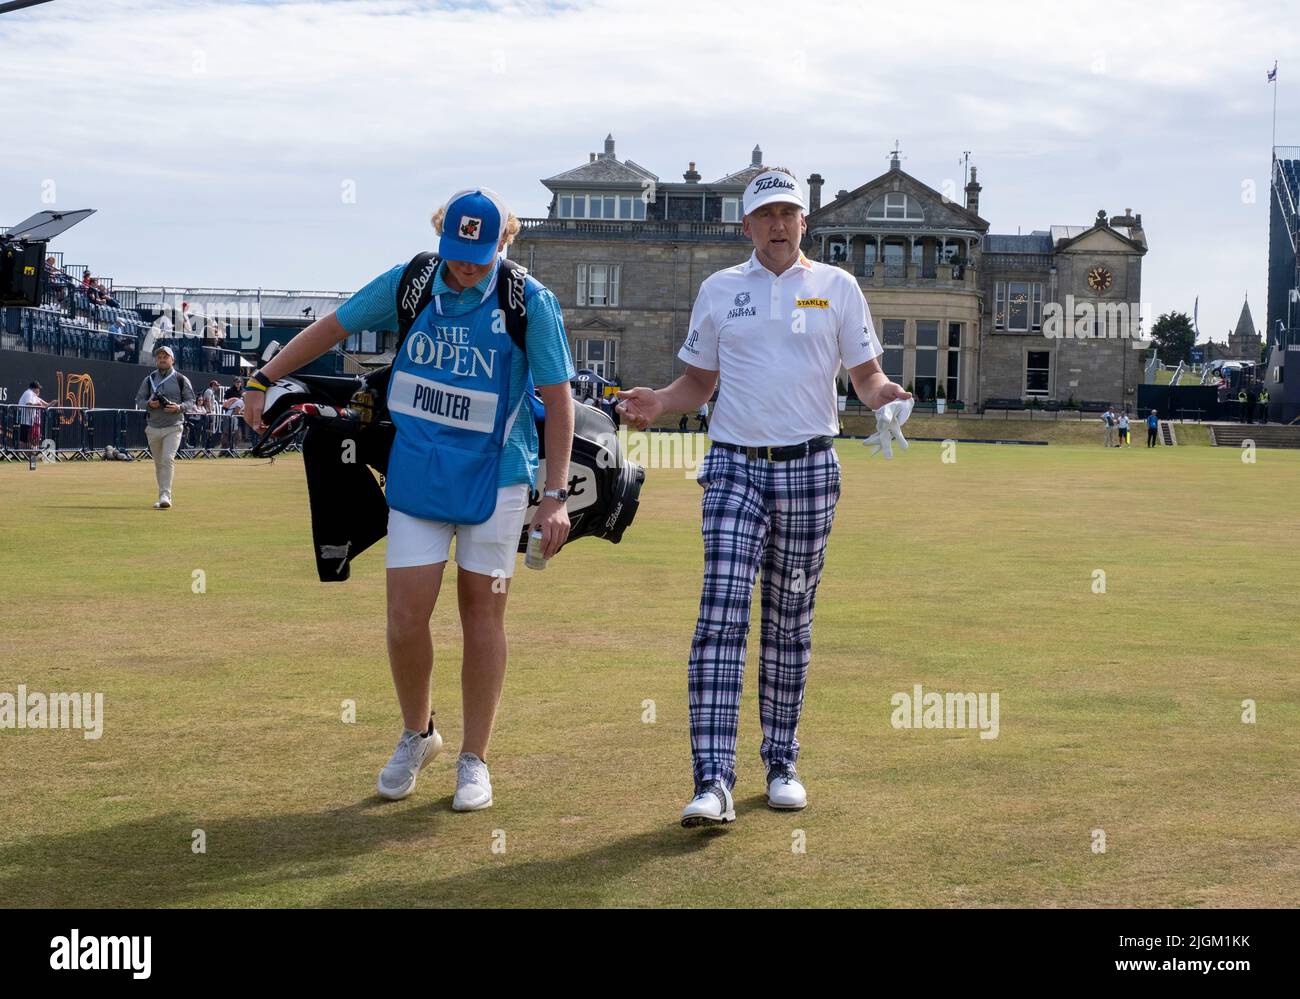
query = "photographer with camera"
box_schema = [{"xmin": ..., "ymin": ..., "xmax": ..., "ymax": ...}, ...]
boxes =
[{"xmin": 134, "ymin": 345, "xmax": 195, "ymax": 509}]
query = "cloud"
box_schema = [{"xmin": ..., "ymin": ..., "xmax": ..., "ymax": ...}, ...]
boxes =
[{"xmin": 1, "ymin": 0, "xmax": 1296, "ymax": 337}]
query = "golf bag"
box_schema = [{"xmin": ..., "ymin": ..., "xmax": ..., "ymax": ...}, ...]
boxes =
[{"xmin": 252, "ymin": 256, "xmax": 644, "ymax": 582}]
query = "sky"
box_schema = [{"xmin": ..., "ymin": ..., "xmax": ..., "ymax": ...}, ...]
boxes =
[{"xmin": 2, "ymin": 0, "xmax": 1296, "ymax": 343}]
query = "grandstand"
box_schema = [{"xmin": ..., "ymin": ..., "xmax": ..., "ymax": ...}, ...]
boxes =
[
  {"xmin": 1, "ymin": 240, "xmax": 386, "ymax": 385},
  {"xmin": 1263, "ymin": 146, "xmax": 1300, "ymax": 423},
  {"xmin": 0, "ymin": 213, "xmax": 393, "ymax": 461}
]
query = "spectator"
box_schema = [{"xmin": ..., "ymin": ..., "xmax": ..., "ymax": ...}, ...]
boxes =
[
  {"xmin": 696, "ymin": 400, "xmax": 709, "ymax": 432},
  {"xmin": 44, "ymin": 256, "xmax": 70, "ymax": 305},
  {"xmin": 82, "ymin": 270, "xmax": 94, "ymax": 289},
  {"xmin": 16, "ymin": 380, "xmax": 51, "ymax": 451},
  {"xmin": 1117, "ymin": 410, "xmax": 1131, "ymax": 447},
  {"xmin": 156, "ymin": 313, "xmax": 175, "ymax": 334},
  {"xmin": 181, "ymin": 302, "xmax": 195, "ymax": 334},
  {"xmin": 87, "ymin": 279, "xmax": 120, "ymax": 308},
  {"xmin": 1146, "ymin": 409, "xmax": 1159, "ymax": 447},
  {"xmin": 202, "ymin": 379, "xmax": 224, "ymax": 450},
  {"xmin": 1100, "ymin": 407, "xmax": 1116, "ymax": 448},
  {"xmin": 223, "ymin": 392, "xmax": 247, "ymax": 448},
  {"xmin": 134, "ymin": 345, "xmax": 196, "ymax": 509}
]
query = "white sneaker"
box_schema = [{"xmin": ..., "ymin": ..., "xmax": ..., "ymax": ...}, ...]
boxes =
[
  {"xmin": 376, "ymin": 719, "xmax": 442, "ymax": 800},
  {"xmin": 158, "ymin": 492, "xmax": 171, "ymax": 509},
  {"xmin": 681, "ymin": 781, "xmax": 735, "ymax": 827},
  {"xmin": 453, "ymin": 752, "xmax": 493, "ymax": 811},
  {"xmin": 766, "ymin": 764, "xmax": 807, "ymax": 810}
]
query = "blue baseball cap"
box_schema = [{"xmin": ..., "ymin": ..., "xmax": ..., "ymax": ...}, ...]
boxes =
[{"xmin": 439, "ymin": 188, "xmax": 508, "ymax": 265}]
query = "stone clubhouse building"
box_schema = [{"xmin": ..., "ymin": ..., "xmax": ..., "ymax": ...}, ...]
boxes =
[{"xmin": 510, "ymin": 135, "xmax": 1149, "ymax": 410}]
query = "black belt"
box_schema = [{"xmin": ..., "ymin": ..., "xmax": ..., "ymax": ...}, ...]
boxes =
[{"xmin": 712, "ymin": 436, "xmax": 834, "ymax": 462}]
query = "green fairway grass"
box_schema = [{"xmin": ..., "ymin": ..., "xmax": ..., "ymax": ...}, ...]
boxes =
[{"xmin": 2, "ymin": 439, "xmax": 1297, "ymax": 907}]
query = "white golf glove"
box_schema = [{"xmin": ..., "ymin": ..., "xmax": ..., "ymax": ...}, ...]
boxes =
[{"xmin": 864, "ymin": 398, "xmax": 914, "ymax": 459}]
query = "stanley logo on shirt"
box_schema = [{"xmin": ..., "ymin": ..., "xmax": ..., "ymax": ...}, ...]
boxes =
[{"xmin": 796, "ymin": 298, "xmax": 829, "ymax": 309}]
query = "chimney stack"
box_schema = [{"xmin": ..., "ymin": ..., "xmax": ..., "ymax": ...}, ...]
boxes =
[
  {"xmin": 752, "ymin": 144, "xmax": 763, "ymax": 168},
  {"xmin": 603, "ymin": 134, "xmax": 615, "ymax": 159},
  {"xmin": 683, "ymin": 161, "xmax": 701, "ymax": 184},
  {"xmin": 807, "ymin": 173, "xmax": 824, "ymax": 213},
  {"xmin": 965, "ymin": 166, "xmax": 982, "ymax": 215}
]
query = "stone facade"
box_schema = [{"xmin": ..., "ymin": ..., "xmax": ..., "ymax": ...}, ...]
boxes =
[
  {"xmin": 510, "ymin": 233, "xmax": 751, "ymax": 388},
  {"xmin": 980, "ymin": 218, "xmax": 1148, "ymax": 406},
  {"xmin": 515, "ymin": 138, "xmax": 1149, "ymax": 407}
]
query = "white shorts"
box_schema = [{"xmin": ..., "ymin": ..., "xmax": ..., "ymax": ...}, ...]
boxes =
[{"xmin": 385, "ymin": 483, "xmax": 530, "ymax": 577}]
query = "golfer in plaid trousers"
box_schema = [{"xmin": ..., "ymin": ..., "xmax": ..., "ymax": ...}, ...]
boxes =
[{"xmin": 618, "ymin": 167, "xmax": 911, "ymax": 827}]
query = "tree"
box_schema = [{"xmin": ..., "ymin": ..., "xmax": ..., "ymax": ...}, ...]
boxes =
[{"xmin": 1150, "ymin": 311, "xmax": 1196, "ymax": 365}]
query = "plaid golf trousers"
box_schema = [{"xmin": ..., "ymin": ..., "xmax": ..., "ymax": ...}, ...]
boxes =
[{"xmin": 688, "ymin": 444, "xmax": 841, "ymax": 792}]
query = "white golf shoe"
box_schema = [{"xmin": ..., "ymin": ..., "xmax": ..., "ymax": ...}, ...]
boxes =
[
  {"xmin": 376, "ymin": 718, "xmax": 442, "ymax": 800},
  {"xmin": 681, "ymin": 781, "xmax": 735, "ymax": 828},
  {"xmin": 452, "ymin": 752, "xmax": 493, "ymax": 811},
  {"xmin": 154, "ymin": 492, "xmax": 171, "ymax": 509},
  {"xmin": 766, "ymin": 764, "xmax": 807, "ymax": 810}
]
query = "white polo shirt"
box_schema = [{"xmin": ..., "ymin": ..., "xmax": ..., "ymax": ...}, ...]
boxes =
[{"xmin": 677, "ymin": 250, "xmax": 882, "ymax": 446}]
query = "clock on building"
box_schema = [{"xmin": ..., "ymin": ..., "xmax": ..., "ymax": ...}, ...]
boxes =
[{"xmin": 1087, "ymin": 266, "xmax": 1112, "ymax": 293}]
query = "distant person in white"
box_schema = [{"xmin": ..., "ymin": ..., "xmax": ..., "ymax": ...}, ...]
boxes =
[
  {"xmin": 618, "ymin": 166, "xmax": 911, "ymax": 827},
  {"xmin": 16, "ymin": 381, "xmax": 50, "ymax": 450}
]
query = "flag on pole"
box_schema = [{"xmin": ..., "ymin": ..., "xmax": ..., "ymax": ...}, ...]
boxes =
[{"xmin": 1267, "ymin": 61, "xmax": 1277, "ymax": 82}]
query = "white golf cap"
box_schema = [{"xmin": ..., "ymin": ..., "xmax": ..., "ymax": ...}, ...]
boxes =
[
  {"xmin": 742, "ymin": 169, "xmax": 806, "ymax": 216},
  {"xmin": 154, "ymin": 345, "xmax": 174, "ymax": 358}
]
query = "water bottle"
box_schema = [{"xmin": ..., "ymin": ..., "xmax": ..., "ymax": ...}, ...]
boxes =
[{"xmin": 525, "ymin": 528, "xmax": 547, "ymax": 571}]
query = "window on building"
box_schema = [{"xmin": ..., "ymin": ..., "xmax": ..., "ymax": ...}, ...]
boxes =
[
  {"xmin": 573, "ymin": 337, "xmax": 619, "ymax": 380},
  {"xmin": 946, "ymin": 322, "xmax": 961, "ymax": 400},
  {"xmin": 344, "ymin": 329, "xmax": 380, "ymax": 354},
  {"xmin": 882, "ymin": 238, "xmax": 906, "ymax": 277},
  {"xmin": 915, "ymin": 321, "xmax": 939, "ymax": 402},
  {"xmin": 867, "ymin": 192, "xmax": 925, "ymax": 221},
  {"xmin": 1026, "ymin": 350, "xmax": 1051, "ymax": 396},
  {"xmin": 882, "ymin": 319, "xmax": 904, "ymax": 384},
  {"xmin": 827, "ymin": 236, "xmax": 850, "ymax": 264},
  {"xmin": 995, "ymin": 281, "xmax": 1043, "ymax": 331},
  {"xmin": 558, "ymin": 193, "xmax": 644, "ymax": 220},
  {"xmin": 722, "ymin": 198, "xmax": 741, "ymax": 223},
  {"xmin": 577, "ymin": 264, "xmax": 621, "ymax": 307}
]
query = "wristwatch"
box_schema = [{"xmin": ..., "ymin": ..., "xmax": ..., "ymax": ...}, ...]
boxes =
[{"xmin": 542, "ymin": 487, "xmax": 568, "ymax": 503}]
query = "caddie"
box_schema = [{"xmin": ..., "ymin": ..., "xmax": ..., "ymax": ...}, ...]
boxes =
[{"xmin": 243, "ymin": 188, "xmax": 576, "ymax": 812}]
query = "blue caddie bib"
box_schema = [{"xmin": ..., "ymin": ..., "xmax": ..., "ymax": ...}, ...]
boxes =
[{"xmin": 384, "ymin": 261, "xmax": 536, "ymax": 525}]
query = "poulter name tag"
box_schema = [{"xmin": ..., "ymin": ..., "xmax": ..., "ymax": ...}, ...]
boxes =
[{"xmin": 389, "ymin": 370, "xmax": 498, "ymax": 434}]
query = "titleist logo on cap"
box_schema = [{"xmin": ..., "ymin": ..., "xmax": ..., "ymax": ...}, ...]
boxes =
[{"xmin": 753, "ymin": 176, "xmax": 796, "ymax": 193}]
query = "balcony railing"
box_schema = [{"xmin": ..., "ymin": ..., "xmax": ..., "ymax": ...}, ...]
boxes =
[
  {"xmin": 516, "ymin": 217, "xmax": 750, "ymax": 242},
  {"xmin": 983, "ymin": 253, "xmax": 1054, "ymax": 270}
]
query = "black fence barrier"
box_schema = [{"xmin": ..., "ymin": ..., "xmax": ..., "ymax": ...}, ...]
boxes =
[{"xmin": 0, "ymin": 405, "xmax": 269, "ymax": 461}]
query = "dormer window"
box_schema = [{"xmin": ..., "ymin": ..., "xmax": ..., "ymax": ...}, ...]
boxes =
[
  {"xmin": 557, "ymin": 193, "xmax": 646, "ymax": 220},
  {"xmin": 866, "ymin": 192, "xmax": 924, "ymax": 221}
]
